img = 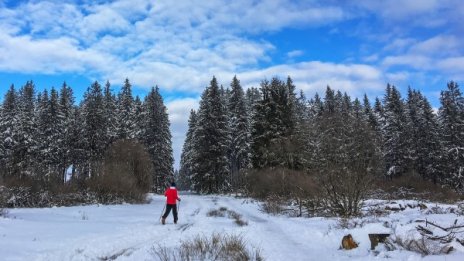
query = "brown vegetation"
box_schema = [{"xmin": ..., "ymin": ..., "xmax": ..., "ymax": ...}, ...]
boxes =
[
  {"xmin": 88, "ymin": 139, "xmax": 153, "ymax": 203},
  {"xmin": 152, "ymin": 233, "xmax": 263, "ymax": 261},
  {"xmin": 372, "ymin": 175, "xmax": 463, "ymax": 203}
]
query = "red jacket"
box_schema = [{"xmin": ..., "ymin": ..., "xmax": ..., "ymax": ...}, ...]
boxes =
[{"xmin": 164, "ymin": 187, "xmax": 180, "ymax": 205}]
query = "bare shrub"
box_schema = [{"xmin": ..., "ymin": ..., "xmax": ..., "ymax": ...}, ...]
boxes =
[
  {"xmin": 318, "ymin": 166, "xmax": 373, "ymax": 217},
  {"xmin": 88, "ymin": 139, "xmax": 152, "ymax": 203},
  {"xmin": 152, "ymin": 233, "xmax": 263, "ymax": 261},
  {"xmin": 261, "ymin": 195, "xmax": 283, "ymax": 215},
  {"xmin": 394, "ymin": 235, "xmax": 453, "ymax": 256},
  {"xmin": 246, "ymin": 168, "xmax": 322, "ymax": 216}
]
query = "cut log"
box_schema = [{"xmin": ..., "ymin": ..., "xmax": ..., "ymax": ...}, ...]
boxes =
[
  {"xmin": 368, "ymin": 233, "xmax": 390, "ymax": 250},
  {"xmin": 341, "ymin": 234, "xmax": 358, "ymax": 250}
]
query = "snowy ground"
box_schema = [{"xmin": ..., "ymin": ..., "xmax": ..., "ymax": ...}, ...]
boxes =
[{"xmin": 1, "ymin": 194, "xmax": 464, "ymax": 261}]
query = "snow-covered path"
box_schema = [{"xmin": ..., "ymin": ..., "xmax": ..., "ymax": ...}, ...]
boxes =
[{"xmin": 1, "ymin": 194, "xmax": 464, "ymax": 260}]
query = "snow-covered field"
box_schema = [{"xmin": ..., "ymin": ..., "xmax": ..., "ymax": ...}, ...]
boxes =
[{"xmin": 1, "ymin": 194, "xmax": 464, "ymax": 260}]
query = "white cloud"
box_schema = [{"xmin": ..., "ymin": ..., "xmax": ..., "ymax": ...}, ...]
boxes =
[
  {"xmin": 437, "ymin": 57, "xmax": 464, "ymax": 74},
  {"xmin": 381, "ymin": 35, "xmax": 464, "ymax": 77},
  {"xmin": 287, "ymin": 50, "xmax": 304, "ymax": 59},
  {"xmin": 409, "ymin": 35, "xmax": 460, "ymax": 56},
  {"xmin": 0, "ymin": 33, "xmax": 114, "ymax": 74}
]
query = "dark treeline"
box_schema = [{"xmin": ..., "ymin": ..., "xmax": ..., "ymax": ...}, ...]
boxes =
[
  {"xmin": 0, "ymin": 79, "xmax": 174, "ymax": 194},
  {"xmin": 179, "ymin": 76, "xmax": 464, "ymax": 195}
]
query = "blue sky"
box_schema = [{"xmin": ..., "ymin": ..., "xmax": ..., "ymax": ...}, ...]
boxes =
[{"xmin": 1, "ymin": 0, "xmax": 463, "ymax": 168}]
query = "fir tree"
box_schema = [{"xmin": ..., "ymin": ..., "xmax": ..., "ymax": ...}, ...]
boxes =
[
  {"xmin": 82, "ymin": 81, "xmax": 107, "ymax": 177},
  {"xmin": 16, "ymin": 81, "xmax": 38, "ymax": 178},
  {"xmin": 191, "ymin": 76, "xmax": 229, "ymax": 193},
  {"xmin": 0, "ymin": 85, "xmax": 19, "ymax": 178},
  {"xmin": 179, "ymin": 109, "xmax": 197, "ymax": 191},
  {"xmin": 382, "ymin": 85, "xmax": 408, "ymax": 178},
  {"xmin": 142, "ymin": 87, "xmax": 174, "ymax": 192},
  {"xmin": 59, "ymin": 82, "xmax": 76, "ymax": 182},
  {"xmin": 438, "ymin": 81, "xmax": 464, "ymax": 189},
  {"xmin": 227, "ymin": 76, "xmax": 250, "ymax": 189},
  {"xmin": 103, "ymin": 81, "xmax": 118, "ymax": 144},
  {"xmin": 250, "ymin": 77, "xmax": 299, "ymax": 169},
  {"xmin": 117, "ymin": 78, "xmax": 136, "ymax": 139}
]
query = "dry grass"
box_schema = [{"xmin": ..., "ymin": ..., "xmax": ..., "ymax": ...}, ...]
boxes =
[
  {"xmin": 207, "ymin": 209, "xmax": 225, "ymax": 217},
  {"xmin": 207, "ymin": 207, "xmax": 248, "ymax": 226},
  {"xmin": 152, "ymin": 233, "xmax": 263, "ymax": 261}
]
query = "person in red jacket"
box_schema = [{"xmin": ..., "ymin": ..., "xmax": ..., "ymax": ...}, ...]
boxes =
[{"xmin": 161, "ymin": 182, "xmax": 181, "ymax": 225}]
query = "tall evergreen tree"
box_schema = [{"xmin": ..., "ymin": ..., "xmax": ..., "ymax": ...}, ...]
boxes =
[
  {"xmin": 250, "ymin": 77, "xmax": 299, "ymax": 169},
  {"xmin": 82, "ymin": 81, "xmax": 106, "ymax": 177},
  {"xmin": 0, "ymin": 85, "xmax": 19, "ymax": 178},
  {"xmin": 438, "ymin": 81, "xmax": 464, "ymax": 189},
  {"xmin": 227, "ymin": 76, "xmax": 250, "ymax": 189},
  {"xmin": 382, "ymin": 84, "xmax": 408, "ymax": 178},
  {"xmin": 406, "ymin": 89, "xmax": 441, "ymax": 182},
  {"xmin": 59, "ymin": 82, "xmax": 76, "ymax": 182},
  {"xmin": 103, "ymin": 81, "xmax": 118, "ymax": 144},
  {"xmin": 179, "ymin": 110, "xmax": 197, "ymax": 190},
  {"xmin": 16, "ymin": 81, "xmax": 38, "ymax": 178},
  {"xmin": 142, "ymin": 87, "xmax": 174, "ymax": 192},
  {"xmin": 191, "ymin": 76, "xmax": 230, "ymax": 193},
  {"xmin": 117, "ymin": 78, "xmax": 136, "ymax": 139}
]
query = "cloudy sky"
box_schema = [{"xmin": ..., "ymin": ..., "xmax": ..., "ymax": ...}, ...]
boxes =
[{"xmin": 0, "ymin": 0, "xmax": 463, "ymax": 168}]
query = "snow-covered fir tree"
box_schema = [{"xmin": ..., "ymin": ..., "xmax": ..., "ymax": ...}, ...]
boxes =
[
  {"xmin": 382, "ymin": 84, "xmax": 409, "ymax": 178},
  {"xmin": 58, "ymin": 82, "xmax": 76, "ymax": 182},
  {"xmin": 16, "ymin": 81, "xmax": 38, "ymax": 178},
  {"xmin": 406, "ymin": 88, "xmax": 442, "ymax": 182},
  {"xmin": 178, "ymin": 109, "xmax": 197, "ymax": 190},
  {"xmin": 227, "ymin": 76, "xmax": 250, "ymax": 189},
  {"xmin": 438, "ymin": 81, "xmax": 464, "ymax": 190},
  {"xmin": 103, "ymin": 81, "xmax": 118, "ymax": 144},
  {"xmin": 191, "ymin": 77, "xmax": 230, "ymax": 193},
  {"xmin": 142, "ymin": 87, "xmax": 174, "ymax": 192},
  {"xmin": 0, "ymin": 85, "xmax": 19, "ymax": 178},
  {"xmin": 36, "ymin": 88, "xmax": 62, "ymax": 181},
  {"xmin": 250, "ymin": 77, "xmax": 299, "ymax": 170},
  {"xmin": 117, "ymin": 78, "xmax": 136, "ymax": 139},
  {"xmin": 82, "ymin": 81, "xmax": 107, "ymax": 177}
]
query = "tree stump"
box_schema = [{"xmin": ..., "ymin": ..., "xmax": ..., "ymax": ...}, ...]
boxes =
[
  {"xmin": 341, "ymin": 234, "xmax": 358, "ymax": 250},
  {"xmin": 368, "ymin": 233, "xmax": 390, "ymax": 250}
]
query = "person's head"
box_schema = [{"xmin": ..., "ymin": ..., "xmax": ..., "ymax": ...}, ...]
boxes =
[{"xmin": 171, "ymin": 182, "xmax": 176, "ymax": 187}]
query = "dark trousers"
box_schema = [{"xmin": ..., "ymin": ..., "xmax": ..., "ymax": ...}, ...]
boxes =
[{"xmin": 162, "ymin": 204, "xmax": 178, "ymax": 222}]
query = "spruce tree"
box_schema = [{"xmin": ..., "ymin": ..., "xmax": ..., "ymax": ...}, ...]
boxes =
[
  {"xmin": 103, "ymin": 81, "xmax": 118, "ymax": 144},
  {"xmin": 59, "ymin": 82, "xmax": 76, "ymax": 182},
  {"xmin": 438, "ymin": 81, "xmax": 464, "ymax": 189},
  {"xmin": 382, "ymin": 85, "xmax": 408, "ymax": 178},
  {"xmin": 227, "ymin": 76, "xmax": 250, "ymax": 189},
  {"xmin": 117, "ymin": 78, "xmax": 136, "ymax": 139},
  {"xmin": 250, "ymin": 77, "xmax": 299, "ymax": 169},
  {"xmin": 142, "ymin": 87, "xmax": 174, "ymax": 192},
  {"xmin": 191, "ymin": 76, "xmax": 230, "ymax": 193},
  {"xmin": 82, "ymin": 81, "xmax": 106, "ymax": 177},
  {"xmin": 0, "ymin": 85, "xmax": 19, "ymax": 178},
  {"xmin": 16, "ymin": 81, "xmax": 38, "ymax": 178},
  {"xmin": 179, "ymin": 109, "xmax": 197, "ymax": 190}
]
